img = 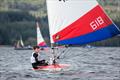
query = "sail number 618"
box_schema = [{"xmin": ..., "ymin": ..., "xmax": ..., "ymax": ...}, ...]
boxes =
[{"xmin": 90, "ymin": 16, "xmax": 104, "ymax": 30}]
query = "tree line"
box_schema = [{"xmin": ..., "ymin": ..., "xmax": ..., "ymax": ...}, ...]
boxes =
[{"xmin": 0, "ymin": 11, "xmax": 49, "ymax": 46}]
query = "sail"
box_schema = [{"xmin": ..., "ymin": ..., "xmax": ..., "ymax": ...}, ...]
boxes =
[
  {"xmin": 16, "ymin": 41, "xmax": 20, "ymax": 48},
  {"xmin": 36, "ymin": 22, "xmax": 46, "ymax": 47},
  {"xmin": 46, "ymin": 0, "xmax": 120, "ymax": 45},
  {"xmin": 20, "ymin": 36, "xmax": 24, "ymax": 47}
]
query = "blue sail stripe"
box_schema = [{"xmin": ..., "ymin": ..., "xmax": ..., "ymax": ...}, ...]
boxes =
[{"xmin": 56, "ymin": 24, "xmax": 120, "ymax": 45}]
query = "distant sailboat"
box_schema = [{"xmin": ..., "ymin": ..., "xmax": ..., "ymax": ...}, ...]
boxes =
[
  {"xmin": 15, "ymin": 36, "xmax": 24, "ymax": 48},
  {"xmin": 14, "ymin": 36, "xmax": 32, "ymax": 50},
  {"xmin": 36, "ymin": 21, "xmax": 46, "ymax": 47},
  {"xmin": 16, "ymin": 40, "xmax": 23, "ymax": 48},
  {"xmin": 33, "ymin": 0, "xmax": 120, "ymax": 71}
]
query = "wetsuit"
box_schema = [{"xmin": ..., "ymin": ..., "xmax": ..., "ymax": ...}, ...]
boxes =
[{"xmin": 31, "ymin": 52, "xmax": 48, "ymax": 69}]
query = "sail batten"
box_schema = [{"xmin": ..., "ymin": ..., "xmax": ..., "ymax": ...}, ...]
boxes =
[{"xmin": 46, "ymin": 0, "xmax": 120, "ymax": 45}]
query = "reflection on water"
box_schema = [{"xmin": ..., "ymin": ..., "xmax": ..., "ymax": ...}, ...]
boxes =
[{"xmin": 0, "ymin": 47, "xmax": 120, "ymax": 80}]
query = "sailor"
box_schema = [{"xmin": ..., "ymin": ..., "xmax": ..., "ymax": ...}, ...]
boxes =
[{"xmin": 31, "ymin": 46, "xmax": 48, "ymax": 69}]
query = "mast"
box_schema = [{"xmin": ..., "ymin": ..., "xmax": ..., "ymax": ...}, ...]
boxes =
[
  {"xmin": 46, "ymin": 0, "xmax": 57, "ymax": 64},
  {"xmin": 51, "ymin": 43, "xmax": 58, "ymax": 64}
]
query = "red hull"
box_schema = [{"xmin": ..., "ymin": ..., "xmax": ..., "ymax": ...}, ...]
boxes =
[{"xmin": 33, "ymin": 64, "xmax": 70, "ymax": 71}]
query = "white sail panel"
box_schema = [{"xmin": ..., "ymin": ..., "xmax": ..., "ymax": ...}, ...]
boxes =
[
  {"xmin": 46, "ymin": 0, "xmax": 98, "ymax": 43},
  {"xmin": 20, "ymin": 37, "xmax": 24, "ymax": 47}
]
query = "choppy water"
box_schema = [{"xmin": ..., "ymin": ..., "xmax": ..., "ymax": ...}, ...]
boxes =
[{"xmin": 0, "ymin": 46, "xmax": 120, "ymax": 80}]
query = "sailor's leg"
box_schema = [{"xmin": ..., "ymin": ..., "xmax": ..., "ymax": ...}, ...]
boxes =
[
  {"xmin": 32, "ymin": 63, "xmax": 38, "ymax": 69},
  {"xmin": 38, "ymin": 60, "xmax": 48, "ymax": 66}
]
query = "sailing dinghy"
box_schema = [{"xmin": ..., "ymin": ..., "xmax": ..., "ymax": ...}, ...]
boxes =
[
  {"xmin": 14, "ymin": 36, "xmax": 32, "ymax": 50},
  {"xmin": 34, "ymin": 0, "xmax": 120, "ymax": 71},
  {"xmin": 36, "ymin": 21, "xmax": 47, "ymax": 50}
]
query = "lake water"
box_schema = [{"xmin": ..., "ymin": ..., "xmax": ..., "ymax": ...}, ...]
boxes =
[{"xmin": 0, "ymin": 46, "xmax": 120, "ymax": 80}]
